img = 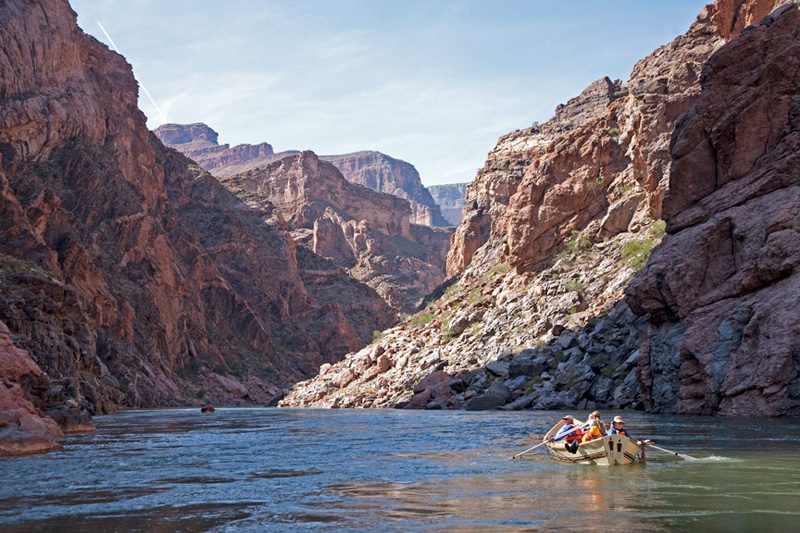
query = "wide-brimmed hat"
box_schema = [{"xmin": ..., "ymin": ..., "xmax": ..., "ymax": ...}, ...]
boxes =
[
  {"xmin": 562, "ymin": 415, "xmax": 575, "ymax": 421},
  {"xmin": 612, "ymin": 416, "xmax": 624, "ymax": 423}
]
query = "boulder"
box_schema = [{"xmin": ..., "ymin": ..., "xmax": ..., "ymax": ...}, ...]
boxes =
[{"xmin": 465, "ymin": 380, "xmax": 511, "ymax": 411}]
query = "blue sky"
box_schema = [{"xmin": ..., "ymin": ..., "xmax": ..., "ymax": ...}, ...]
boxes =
[{"xmin": 70, "ymin": 0, "xmax": 709, "ymax": 186}]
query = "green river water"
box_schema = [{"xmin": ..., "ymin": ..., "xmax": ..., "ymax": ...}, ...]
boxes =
[{"xmin": 1, "ymin": 409, "xmax": 799, "ymax": 532}]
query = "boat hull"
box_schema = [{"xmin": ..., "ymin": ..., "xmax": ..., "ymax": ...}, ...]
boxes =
[
  {"xmin": 544, "ymin": 435, "xmax": 642, "ymax": 465},
  {"xmin": 539, "ymin": 420, "xmax": 643, "ymax": 465}
]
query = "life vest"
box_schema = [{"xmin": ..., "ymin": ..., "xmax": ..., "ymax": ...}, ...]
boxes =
[
  {"xmin": 565, "ymin": 428, "xmax": 583, "ymax": 443},
  {"xmin": 581, "ymin": 424, "xmax": 601, "ymax": 442}
]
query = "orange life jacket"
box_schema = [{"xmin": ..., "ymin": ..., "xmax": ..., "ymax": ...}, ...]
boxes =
[{"xmin": 565, "ymin": 428, "xmax": 583, "ymax": 443}]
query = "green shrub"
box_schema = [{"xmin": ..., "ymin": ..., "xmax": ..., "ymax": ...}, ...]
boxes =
[
  {"xmin": 568, "ymin": 231, "xmax": 592, "ymax": 254},
  {"xmin": 564, "ymin": 279, "xmax": 585, "ymax": 293},
  {"xmin": 600, "ymin": 363, "xmax": 619, "ymax": 378},
  {"xmin": 410, "ymin": 311, "xmax": 435, "ymax": 327},
  {"xmin": 648, "ymin": 220, "xmax": 666, "ymax": 239},
  {"xmin": 622, "ymin": 239, "xmax": 656, "ymax": 271}
]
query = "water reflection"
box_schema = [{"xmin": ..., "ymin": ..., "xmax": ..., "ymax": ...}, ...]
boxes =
[{"xmin": 1, "ymin": 409, "xmax": 799, "ymax": 532}]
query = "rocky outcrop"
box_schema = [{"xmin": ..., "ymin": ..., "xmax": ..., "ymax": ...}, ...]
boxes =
[
  {"xmin": 156, "ymin": 125, "xmax": 451, "ymax": 228},
  {"xmin": 154, "ymin": 123, "xmax": 299, "ymax": 177},
  {"xmin": 428, "ymin": 183, "xmax": 468, "ymax": 226},
  {"xmin": 0, "ymin": 319, "xmax": 64, "ymax": 455},
  {"xmin": 626, "ymin": 3, "xmax": 800, "ymax": 417},
  {"xmin": 0, "ymin": 0, "xmax": 397, "ymax": 454},
  {"xmin": 447, "ymin": 77, "xmax": 624, "ymax": 276},
  {"xmin": 220, "ymin": 152, "xmax": 452, "ymax": 313},
  {"xmin": 448, "ymin": 1, "xmax": 786, "ymax": 278},
  {"xmin": 283, "ymin": 0, "xmax": 794, "ymax": 415},
  {"xmin": 320, "ymin": 152, "xmax": 450, "ymax": 227}
]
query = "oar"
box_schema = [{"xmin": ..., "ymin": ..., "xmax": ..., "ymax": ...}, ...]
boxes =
[
  {"xmin": 509, "ymin": 440, "xmax": 551, "ymax": 460},
  {"xmin": 645, "ymin": 441, "xmax": 698, "ymax": 461},
  {"xmin": 510, "ymin": 425, "xmax": 580, "ymax": 460}
]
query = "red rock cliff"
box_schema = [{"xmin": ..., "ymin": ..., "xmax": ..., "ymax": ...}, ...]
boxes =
[
  {"xmin": 221, "ymin": 151, "xmax": 452, "ymax": 313},
  {"xmin": 0, "ymin": 0, "xmax": 397, "ymax": 451},
  {"xmin": 626, "ymin": 3, "xmax": 800, "ymax": 416},
  {"xmin": 447, "ymin": 0, "xmax": 785, "ymax": 278}
]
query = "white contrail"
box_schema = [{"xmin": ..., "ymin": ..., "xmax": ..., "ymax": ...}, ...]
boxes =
[{"xmin": 97, "ymin": 21, "xmax": 168, "ymax": 124}]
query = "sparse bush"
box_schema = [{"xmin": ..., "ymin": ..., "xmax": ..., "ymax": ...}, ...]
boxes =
[
  {"xmin": 561, "ymin": 230, "xmax": 593, "ymax": 260},
  {"xmin": 564, "ymin": 279, "xmax": 585, "ymax": 293},
  {"xmin": 648, "ymin": 220, "xmax": 666, "ymax": 239},
  {"xmin": 600, "ymin": 363, "xmax": 619, "ymax": 378},
  {"xmin": 410, "ymin": 311, "xmax": 435, "ymax": 327},
  {"xmin": 622, "ymin": 239, "xmax": 656, "ymax": 271}
]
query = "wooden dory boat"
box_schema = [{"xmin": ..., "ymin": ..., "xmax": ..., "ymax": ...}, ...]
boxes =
[{"xmin": 540, "ymin": 420, "xmax": 644, "ymax": 465}]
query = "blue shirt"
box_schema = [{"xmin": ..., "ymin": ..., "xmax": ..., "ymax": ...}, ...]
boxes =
[
  {"xmin": 554, "ymin": 423, "xmax": 577, "ymax": 441},
  {"xmin": 608, "ymin": 428, "xmax": 630, "ymax": 437}
]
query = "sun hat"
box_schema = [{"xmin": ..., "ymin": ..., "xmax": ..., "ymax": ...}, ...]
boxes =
[
  {"xmin": 612, "ymin": 416, "xmax": 624, "ymax": 423},
  {"xmin": 562, "ymin": 415, "xmax": 575, "ymax": 420}
]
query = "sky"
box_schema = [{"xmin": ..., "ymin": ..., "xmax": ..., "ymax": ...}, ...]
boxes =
[{"xmin": 70, "ymin": 0, "xmax": 709, "ymax": 186}]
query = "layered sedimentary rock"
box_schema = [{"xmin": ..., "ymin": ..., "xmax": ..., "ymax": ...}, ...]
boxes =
[
  {"xmin": 154, "ymin": 123, "xmax": 299, "ymax": 177},
  {"xmin": 220, "ymin": 152, "xmax": 452, "ymax": 313},
  {"xmin": 0, "ymin": 319, "xmax": 64, "ymax": 456},
  {"xmin": 428, "ymin": 183, "xmax": 468, "ymax": 226},
  {"xmin": 156, "ymin": 125, "xmax": 452, "ymax": 228},
  {"xmin": 626, "ymin": 3, "xmax": 800, "ymax": 417},
  {"xmin": 284, "ymin": 0, "xmax": 793, "ymax": 415},
  {"xmin": 320, "ymin": 152, "xmax": 450, "ymax": 227},
  {"xmin": 0, "ymin": 0, "xmax": 396, "ymax": 452}
]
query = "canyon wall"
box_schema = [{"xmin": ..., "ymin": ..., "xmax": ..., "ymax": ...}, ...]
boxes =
[
  {"xmin": 283, "ymin": 0, "xmax": 797, "ymax": 417},
  {"xmin": 154, "ymin": 123, "xmax": 299, "ymax": 177},
  {"xmin": 0, "ymin": 0, "xmax": 395, "ymax": 452},
  {"xmin": 220, "ymin": 151, "xmax": 452, "ymax": 313},
  {"xmin": 320, "ymin": 152, "xmax": 451, "ymax": 227},
  {"xmin": 626, "ymin": 3, "xmax": 800, "ymax": 416},
  {"xmin": 156, "ymin": 126, "xmax": 452, "ymax": 227},
  {"xmin": 428, "ymin": 183, "xmax": 468, "ymax": 226}
]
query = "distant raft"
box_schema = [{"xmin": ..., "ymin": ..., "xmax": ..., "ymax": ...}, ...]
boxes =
[
  {"xmin": 201, "ymin": 404, "xmax": 215, "ymax": 413},
  {"xmin": 539, "ymin": 420, "xmax": 644, "ymax": 465}
]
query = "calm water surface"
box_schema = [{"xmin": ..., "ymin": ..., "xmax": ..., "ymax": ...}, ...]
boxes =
[{"xmin": 2, "ymin": 409, "xmax": 799, "ymax": 532}]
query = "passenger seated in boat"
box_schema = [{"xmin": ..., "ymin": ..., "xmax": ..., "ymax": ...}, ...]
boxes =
[
  {"xmin": 581, "ymin": 411, "xmax": 605, "ymax": 442},
  {"xmin": 553, "ymin": 415, "xmax": 583, "ymax": 443},
  {"xmin": 607, "ymin": 416, "xmax": 630, "ymax": 437}
]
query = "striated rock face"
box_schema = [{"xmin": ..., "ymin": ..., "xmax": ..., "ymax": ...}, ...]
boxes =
[
  {"xmin": 0, "ymin": 0, "xmax": 398, "ymax": 453},
  {"xmin": 447, "ymin": 77, "xmax": 624, "ymax": 276},
  {"xmin": 283, "ymin": 0, "xmax": 794, "ymax": 416},
  {"xmin": 0, "ymin": 319, "xmax": 64, "ymax": 456},
  {"xmin": 448, "ymin": 1, "xmax": 785, "ymax": 278},
  {"xmin": 626, "ymin": 4, "xmax": 800, "ymax": 417},
  {"xmin": 154, "ymin": 123, "xmax": 300, "ymax": 178},
  {"xmin": 156, "ymin": 125, "xmax": 451, "ymax": 228},
  {"xmin": 320, "ymin": 152, "xmax": 450, "ymax": 227},
  {"xmin": 220, "ymin": 152, "xmax": 452, "ymax": 313},
  {"xmin": 428, "ymin": 183, "xmax": 468, "ymax": 226}
]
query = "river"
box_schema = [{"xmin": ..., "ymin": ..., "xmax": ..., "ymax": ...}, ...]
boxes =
[{"xmin": 2, "ymin": 409, "xmax": 799, "ymax": 532}]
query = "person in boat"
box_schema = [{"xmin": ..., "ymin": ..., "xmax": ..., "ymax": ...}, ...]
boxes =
[
  {"xmin": 553, "ymin": 415, "xmax": 583, "ymax": 443},
  {"xmin": 607, "ymin": 416, "xmax": 630, "ymax": 437},
  {"xmin": 581, "ymin": 411, "xmax": 606, "ymax": 442},
  {"xmin": 201, "ymin": 402, "xmax": 215, "ymax": 413}
]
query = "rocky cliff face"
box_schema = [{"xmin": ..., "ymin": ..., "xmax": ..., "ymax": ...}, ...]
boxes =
[
  {"xmin": 0, "ymin": 0, "xmax": 396, "ymax": 452},
  {"xmin": 320, "ymin": 152, "xmax": 451, "ymax": 227},
  {"xmin": 283, "ymin": 0, "xmax": 794, "ymax": 416},
  {"xmin": 154, "ymin": 123, "xmax": 299, "ymax": 177},
  {"xmin": 428, "ymin": 183, "xmax": 468, "ymax": 226},
  {"xmin": 155, "ymin": 125, "xmax": 451, "ymax": 228},
  {"xmin": 0, "ymin": 318, "xmax": 64, "ymax": 456},
  {"xmin": 626, "ymin": 3, "xmax": 800, "ymax": 417},
  {"xmin": 220, "ymin": 152, "xmax": 452, "ymax": 313}
]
